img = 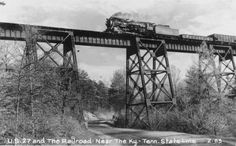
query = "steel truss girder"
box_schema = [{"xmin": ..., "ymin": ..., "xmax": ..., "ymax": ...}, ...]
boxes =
[
  {"xmin": 199, "ymin": 41, "xmax": 236, "ymax": 94},
  {"xmin": 126, "ymin": 37, "xmax": 175, "ymax": 130}
]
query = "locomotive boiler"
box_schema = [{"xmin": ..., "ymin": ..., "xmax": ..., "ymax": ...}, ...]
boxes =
[{"xmin": 105, "ymin": 14, "xmax": 179, "ymax": 37}]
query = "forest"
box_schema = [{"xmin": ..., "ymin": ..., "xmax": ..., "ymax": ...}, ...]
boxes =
[{"xmin": 0, "ymin": 41, "xmax": 235, "ymax": 144}]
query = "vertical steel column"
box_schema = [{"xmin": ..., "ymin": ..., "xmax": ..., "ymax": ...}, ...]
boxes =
[
  {"xmin": 24, "ymin": 26, "xmax": 38, "ymax": 137},
  {"xmin": 163, "ymin": 42, "xmax": 175, "ymax": 105},
  {"xmin": 62, "ymin": 32, "xmax": 79, "ymax": 91},
  {"xmin": 218, "ymin": 57, "xmax": 222, "ymax": 93},
  {"xmin": 25, "ymin": 26, "xmax": 38, "ymax": 69},
  {"xmin": 152, "ymin": 49, "xmax": 157, "ymax": 101},
  {"xmin": 135, "ymin": 37, "xmax": 150, "ymax": 128},
  {"xmin": 63, "ymin": 32, "xmax": 78, "ymax": 72},
  {"xmin": 126, "ymin": 37, "xmax": 175, "ymax": 129},
  {"xmin": 125, "ymin": 49, "xmax": 130, "ymax": 128}
]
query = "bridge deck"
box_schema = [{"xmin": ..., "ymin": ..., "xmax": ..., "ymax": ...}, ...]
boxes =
[{"xmin": 0, "ymin": 22, "xmax": 236, "ymax": 54}]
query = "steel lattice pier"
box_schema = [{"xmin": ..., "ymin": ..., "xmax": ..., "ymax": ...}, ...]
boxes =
[
  {"xmin": 126, "ymin": 37, "xmax": 175, "ymax": 129},
  {"xmin": 199, "ymin": 41, "xmax": 236, "ymax": 95},
  {"xmin": 22, "ymin": 26, "xmax": 79, "ymax": 91}
]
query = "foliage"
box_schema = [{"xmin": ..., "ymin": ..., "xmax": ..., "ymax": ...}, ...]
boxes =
[
  {"xmin": 123, "ymin": 65, "xmax": 235, "ymax": 137},
  {"xmin": 110, "ymin": 69, "xmax": 126, "ymax": 90},
  {"xmin": 95, "ymin": 81, "xmax": 110, "ymax": 109},
  {"xmin": 0, "ymin": 61, "xmax": 107, "ymax": 143},
  {"xmin": 0, "ymin": 41, "xmax": 24, "ymax": 71},
  {"xmin": 170, "ymin": 65, "xmax": 181, "ymax": 94},
  {"xmin": 76, "ymin": 69, "xmax": 110, "ymax": 111},
  {"xmin": 159, "ymin": 65, "xmax": 234, "ymax": 136},
  {"xmin": 1, "ymin": 38, "xmax": 235, "ymax": 140},
  {"xmin": 0, "ymin": 57, "xmax": 88, "ymax": 140},
  {"xmin": 113, "ymin": 111, "xmax": 126, "ymax": 128},
  {"xmin": 109, "ymin": 69, "xmax": 126, "ymax": 112}
]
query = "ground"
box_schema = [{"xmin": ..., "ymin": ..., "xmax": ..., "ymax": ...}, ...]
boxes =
[
  {"xmin": 88, "ymin": 121, "xmax": 236, "ymax": 146},
  {"xmin": 84, "ymin": 111, "xmax": 236, "ymax": 146}
]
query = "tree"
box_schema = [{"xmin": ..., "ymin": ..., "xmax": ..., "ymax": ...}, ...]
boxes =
[
  {"xmin": 109, "ymin": 69, "xmax": 126, "ymax": 112},
  {"xmin": 110, "ymin": 69, "xmax": 125, "ymax": 90},
  {"xmin": 96, "ymin": 80, "xmax": 108, "ymax": 97},
  {"xmin": 181, "ymin": 64, "xmax": 233, "ymax": 135},
  {"xmin": 95, "ymin": 80, "xmax": 109, "ymax": 109},
  {"xmin": 76, "ymin": 69, "xmax": 97, "ymax": 111},
  {"xmin": 170, "ymin": 65, "xmax": 181, "ymax": 95},
  {"xmin": 0, "ymin": 41, "xmax": 24, "ymax": 72},
  {"xmin": 0, "ymin": 38, "xmax": 87, "ymax": 139}
]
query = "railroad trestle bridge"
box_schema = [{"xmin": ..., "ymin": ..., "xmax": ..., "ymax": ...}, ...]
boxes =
[{"xmin": 0, "ymin": 22, "xmax": 236, "ymax": 129}]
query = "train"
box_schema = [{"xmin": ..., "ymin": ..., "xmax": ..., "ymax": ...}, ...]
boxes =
[
  {"xmin": 105, "ymin": 13, "xmax": 236, "ymax": 43},
  {"xmin": 105, "ymin": 14, "xmax": 179, "ymax": 37}
]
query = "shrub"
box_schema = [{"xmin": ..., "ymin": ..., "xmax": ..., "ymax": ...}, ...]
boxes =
[{"xmin": 114, "ymin": 113, "xmax": 126, "ymax": 128}]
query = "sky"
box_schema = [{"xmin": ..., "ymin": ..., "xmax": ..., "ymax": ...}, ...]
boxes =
[{"xmin": 1, "ymin": 0, "xmax": 236, "ymax": 85}]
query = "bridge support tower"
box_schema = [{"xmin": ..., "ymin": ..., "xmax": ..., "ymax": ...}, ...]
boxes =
[
  {"xmin": 199, "ymin": 41, "xmax": 236, "ymax": 96},
  {"xmin": 126, "ymin": 37, "xmax": 175, "ymax": 129},
  {"xmin": 22, "ymin": 26, "xmax": 79, "ymax": 88},
  {"xmin": 18, "ymin": 26, "xmax": 79, "ymax": 136}
]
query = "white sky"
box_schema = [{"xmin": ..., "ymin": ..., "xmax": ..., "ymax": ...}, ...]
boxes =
[{"xmin": 1, "ymin": 0, "xmax": 236, "ymax": 84}]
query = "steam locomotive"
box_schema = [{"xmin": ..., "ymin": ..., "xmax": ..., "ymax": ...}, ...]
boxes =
[{"xmin": 105, "ymin": 15, "xmax": 179, "ymax": 37}]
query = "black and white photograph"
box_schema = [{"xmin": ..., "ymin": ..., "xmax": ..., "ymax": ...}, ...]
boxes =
[{"xmin": 0, "ymin": 0, "xmax": 236, "ymax": 145}]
